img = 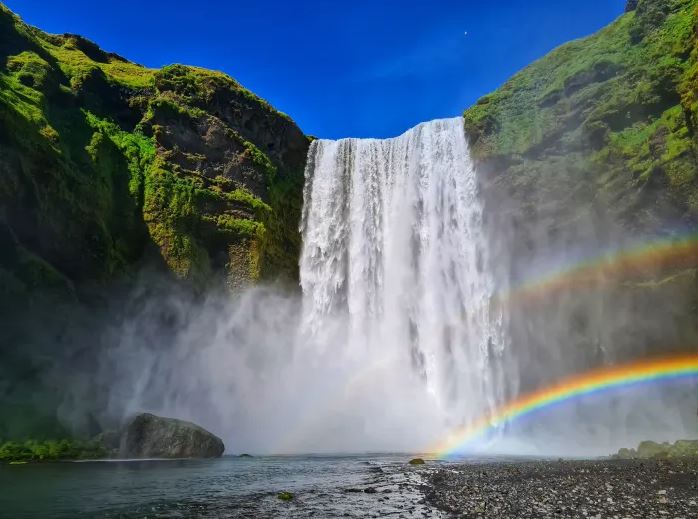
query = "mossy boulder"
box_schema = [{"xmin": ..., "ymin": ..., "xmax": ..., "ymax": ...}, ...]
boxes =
[
  {"xmin": 636, "ymin": 440, "xmax": 671, "ymax": 458},
  {"xmin": 118, "ymin": 413, "xmax": 224, "ymax": 459},
  {"xmin": 615, "ymin": 447, "xmax": 636, "ymax": 459},
  {"xmin": 613, "ymin": 439, "xmax": 698, "ymax": 459},
  {"xmin": 670, "ymin": 439, "xmax": 698, "ymax": 457},
  {"xmin": 408, "ymin": 457, "xmax": 426, "ymax": 465}
]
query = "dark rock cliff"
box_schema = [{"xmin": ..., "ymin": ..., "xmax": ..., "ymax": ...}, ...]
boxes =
[
  {"xmin": 464, "ymin": 0, "xmax": 698, "ymax": 388},
  {"xmin": 118, "ymin": 413, "xmax": 225, "ymax": 459}
]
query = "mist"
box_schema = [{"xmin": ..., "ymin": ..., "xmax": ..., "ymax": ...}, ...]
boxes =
[
  {"xmin": 59, "ymin": 274, "xmax": 696, "ymax": 457},
  {"xmin": 33, "ymin": 116, "xmax": 698, "ymax": 457},
  {"xmin": 86, "ymin": 284, "xmax": 446, "ymax": 454}
]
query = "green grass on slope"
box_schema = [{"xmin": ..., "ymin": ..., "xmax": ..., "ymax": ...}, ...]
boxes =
[
  {"xmin": 0, "ymin": 1, "xmax": 308, "ymax": 444},
  {"xmin": 464, "ymin": 0, "xmax": 698, "ymax": 226},
  {"xmin": 0, "ymin": 5, "xmax": 155, "ymax": 288},
  {"xmin": 0, "ymin": 2, "xmax": 304, "ymax": 288}
]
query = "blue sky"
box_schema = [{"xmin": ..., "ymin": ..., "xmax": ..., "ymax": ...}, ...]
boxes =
[{"xmin": 6, "ymin": 0, "xmax": 626, "ymax": 139}]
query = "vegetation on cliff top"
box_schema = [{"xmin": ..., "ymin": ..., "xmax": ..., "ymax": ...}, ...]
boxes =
[
  {"xmin": 464, "ymin": 0, "xmax": 698, "ymax": 231},
  {"xmin": 0, "ymin": 2, "xmax": 308, "ymax": 300}
]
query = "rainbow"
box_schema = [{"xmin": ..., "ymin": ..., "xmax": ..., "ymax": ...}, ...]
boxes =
[
  {"xmin": 435, "ymin": 353, "xmax": 698, "ymax": 458},
  {"xmin": 502, "ymin": 233, "xmax": 698, "ymax": 305}
]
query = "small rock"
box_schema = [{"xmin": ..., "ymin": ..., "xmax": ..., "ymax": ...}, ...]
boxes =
[
  {"xmin": 278, "ymin": 491, "xmax": 294, "ymax": 501},
  {"xmin": 409, "ymin": 458, "xmax": 426, "ymax": 465}
]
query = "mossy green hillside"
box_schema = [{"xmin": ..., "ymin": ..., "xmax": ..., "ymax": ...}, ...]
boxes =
[
  {"xmin": 464, "ymin": 0, "xmax": 698, "ymax": 230},
  {"xmin": 0, "ymin": 3, "xmax": 308, "ymax": 297},
  {"xmin": 463, "ymin": 0, "xmax": 698, "ymax": 388},
  {"xmin": 0, "ymin": 2, "xmax": 308, "ymax": 442}
]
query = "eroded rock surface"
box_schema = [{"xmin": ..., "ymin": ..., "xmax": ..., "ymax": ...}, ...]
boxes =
[{"xmin": 119, "ymin": 413, "xmax": 224, "ymax": 459}]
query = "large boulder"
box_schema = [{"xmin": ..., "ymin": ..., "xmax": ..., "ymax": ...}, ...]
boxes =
[{"xmin": 118, "ymin": 413, "xmax": 224, "ymax": 459}]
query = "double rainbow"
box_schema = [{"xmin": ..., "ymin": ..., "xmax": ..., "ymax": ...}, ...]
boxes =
[
  {"xmin": 435, "ymin": 353, "xmax": 698, "ymax": 458},
  {"xmin": 502, "ymin": 233, "xmax": 698, "ymax": 305}
]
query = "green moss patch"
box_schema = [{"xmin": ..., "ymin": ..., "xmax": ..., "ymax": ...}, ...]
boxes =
[{"xmin": 0, "ymin": 2, "xmax": 307, "ymax": 290}]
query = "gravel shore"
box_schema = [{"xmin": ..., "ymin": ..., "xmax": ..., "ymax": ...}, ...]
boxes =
[{"xmin": 424, "ymin": 459, "xmax": 698, "ymax": 518}]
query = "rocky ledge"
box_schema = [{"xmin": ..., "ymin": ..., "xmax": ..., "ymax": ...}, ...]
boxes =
[
  {"xmin": 117, "ymin": 413, "xmax": 224, "ymax": 459},
  {"xmin": 424, "ymin": 459, "xmax": 698, "ymax": 518}
]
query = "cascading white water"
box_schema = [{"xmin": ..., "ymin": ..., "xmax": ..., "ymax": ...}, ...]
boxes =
[
  {"xmin": 96, "ymin": 117, "xmax": 698, "ymax": 456},
  {"xmin": 95, "ymin": 117, "xmax": 525, "ymax": 454},
  {"xmin": 95, "ymin": 119, "xmax": 512, "ymax": 454},
  {"xmin": 300, "ymin": 117, "xmax": 508, "ymax": 427}
]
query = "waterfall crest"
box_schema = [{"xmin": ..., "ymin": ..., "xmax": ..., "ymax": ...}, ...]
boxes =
[{"xmin": 300, "ymin": 117, "xmax": 509, "ymax": 424}]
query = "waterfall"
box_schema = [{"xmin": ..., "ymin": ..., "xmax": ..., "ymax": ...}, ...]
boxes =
[
  {"xmin": 300, "ymin": 117, "xmax": 509, "ymax": 426},
  {"xmin": 102, "ymin": 117, "xmax": 515, "ymax": 454},
  {"xmin": 100, "ymin": 118, "xmax": 698, "ymax": 455}
]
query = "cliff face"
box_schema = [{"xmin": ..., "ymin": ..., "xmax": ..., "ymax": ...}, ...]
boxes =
[
  {"xmin": 0, "ymin": 4, "xmax": 308, "ymax": 439},
  {"xmin": 465, "ymin": 0, "xmax": 698, "ymax": 385},
  {"xmin": 466, "ymin": 0, "xmax": 697, "ymax": 233},
  {"xmin": 0, "ymin": 3, "xmax": 308, "ymax": 303},
  {"xmin": 2, "ymin": 0, "xmax": 698, "ymax": 439}
]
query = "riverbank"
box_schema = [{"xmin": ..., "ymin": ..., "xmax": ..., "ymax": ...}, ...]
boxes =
[{"xmin": 424, "ymin": 459, "xmax": 698, "ymax": 518}]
